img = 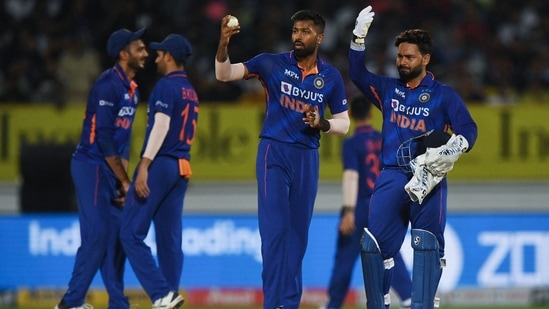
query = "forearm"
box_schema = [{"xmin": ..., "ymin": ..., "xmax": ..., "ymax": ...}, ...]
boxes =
[
  {"xmin": 326, "ymin": 111, "xmax": 350, "ymax": 135},
  {"xmin": 105, "ymin": 156, "xmax": 130, "ymax": 185},
  {"xmin": 138, "ymin": 157, "xmax": 152, "ymax": 173},
  {"xmin": 349, "ymin": 48, "xmax": 369, "ymax": 88},
  {"xmin": 215, "ymin": 57, "xmax": 245, "ymax": 81},
  {"xmin": 216, "ymin": 42, "xmax": 229, "ymax": 62},
  {"xmin": 142, "ymin": 113, "xmax": 170, "ymax": 160},
  {"xmin": 342, "ymin": 169, "xmax": 359, "ymax": 207}
]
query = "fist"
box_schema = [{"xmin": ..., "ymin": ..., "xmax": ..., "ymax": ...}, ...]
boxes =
[{"xmin": 302, "ymin": 104, "xmax": 320, "ymax": 127}]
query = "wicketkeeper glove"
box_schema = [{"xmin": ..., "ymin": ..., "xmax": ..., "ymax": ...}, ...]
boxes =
[
  {"xmin": 352, "ymin": 5, "xmax": 375, "ymax": 45},
  {"xmin": 424, "ymin": 134, "xmax": 469, "ymax": 177},
  {"xmin": 405, "ymin": 154, "xmax": 444, "ymax": 204}
]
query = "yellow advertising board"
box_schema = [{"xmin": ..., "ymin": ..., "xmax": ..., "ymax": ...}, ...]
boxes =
[{"xmin": 0, "ymin": 103, "xmax": 548, "ymax": 181}]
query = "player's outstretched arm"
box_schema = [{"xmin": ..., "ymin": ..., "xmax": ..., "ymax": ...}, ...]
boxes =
[
  {"xmin": 216, "ymin": 15, "xmax": 240, "ymax": 62},
  {"xmin": 215, "ymin": 15, "xmax": 247, "ymax": 81}
]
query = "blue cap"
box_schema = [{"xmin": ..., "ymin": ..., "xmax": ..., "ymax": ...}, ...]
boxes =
[
  {"xmin": 106, "ymin": 28, "xmax": 146, "ymax": 59},
  {"xmin": 149, "ymin": 34, "xmax": 192, "ymax": 63}
]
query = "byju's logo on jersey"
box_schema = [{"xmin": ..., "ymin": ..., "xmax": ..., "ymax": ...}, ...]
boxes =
[
  {"xmin": 280, "ymin": 81, "xmax": 324, "ymax": 103},
  {"xmin": 391, "ymin": 99, "xmax": 429, "ymax": 116},
  {"xmin": 390, "ymin": 99, "xmax": 430, "ymax": 132},
  {"xmin": 118, "ymin": 106, "xmax": 136, "ymax": 117},
  {"xmin": 281, "ymin": 81, "xmax": 293, "ymax": 96}
]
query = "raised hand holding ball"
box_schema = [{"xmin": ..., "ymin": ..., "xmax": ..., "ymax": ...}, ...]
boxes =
[{"xmin": 227, "ymin": 16, "xmax": 239, "ymax": 27}]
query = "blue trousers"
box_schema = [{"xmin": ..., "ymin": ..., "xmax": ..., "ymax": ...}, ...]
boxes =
[
  {"xmin": 120, "ymin": 156, "xmax": 187, "ymax": 303},
  {"xmin": 62, "ymin": 159, "xmax": 129, "ymax": 308},
  {"xmin": 326, "ymin": 200, "xmax": 411, "ymax": 309},
  {"xmin": 368, "ymin": 169, "xmax": 446, "ymax": 304},
  {"xmin": 256, "ymin": 138, "xmax": 319, "ymax": 309}
]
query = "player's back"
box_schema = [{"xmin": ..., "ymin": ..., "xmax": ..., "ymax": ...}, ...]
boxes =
[
  {"xmin": 142, "ymin": 71, "xmax": 199, "ymax": 161},
  {"xmin": 343, "ymin": 124, "xmax": 382, "ymax": 200}
]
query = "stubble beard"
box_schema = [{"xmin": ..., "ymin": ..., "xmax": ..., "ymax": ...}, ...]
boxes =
[
  {"xmin": 293, "ymin": 43, "xmax": 315, "ymax": 59},
  {"xmin": 128, "ymin": 55, "xmax": 145, "ymax": 71},
  {"xmin": 398, "ymin": 65, "xmax": 423, "ymax": 82}
]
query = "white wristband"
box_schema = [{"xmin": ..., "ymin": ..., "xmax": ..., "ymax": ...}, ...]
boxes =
[
  {"xmin": 215, "ymin": 58, "xmax": 246, "ymax": 81},
  {"xmin": 326, "ymin": 111, "xmax": 350, "ymax": 135}
]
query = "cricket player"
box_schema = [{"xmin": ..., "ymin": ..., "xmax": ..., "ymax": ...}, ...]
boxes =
[
  {"xmin": 349, "ymin": 6, "xmax": 478, "ymax": 309},
  {"xmin": 215, "ymin": 10, "xmax": 349, "ymax": 309},
  {"xmin": 323, "ymin": 96, "xmax": 412, "ymax": 309},
  {"xmin": 56, "ymin": 28, "xmax": 148, "ymax": 309},
  {"xmin": 120, "ymin": 33, "xmax": 198, "ymax": 309}
]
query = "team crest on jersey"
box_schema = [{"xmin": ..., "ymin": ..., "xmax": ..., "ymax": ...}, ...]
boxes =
[
  {"xmin": 419, "ymin": 93, "xmax": 430, "ymax": 103},
  {"xmin": 313, "ymin": 77, "xmax": 324, "ymax": 89}
]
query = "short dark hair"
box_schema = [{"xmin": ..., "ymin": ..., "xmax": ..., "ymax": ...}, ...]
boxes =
[
  {"xmin": 349, "ymin": 95, "xmax": 372, "ymax": 121},
  {"xmin": 394, "ymin": 29, "xmax": 433, "ymax": 55},
  {"xmin": 290, "ymin": 10, "xmax": 325, "ymax": 33}
]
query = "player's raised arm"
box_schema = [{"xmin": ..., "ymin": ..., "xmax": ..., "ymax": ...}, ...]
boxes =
[{"xmin": 215, "ymin": 15, "xmax": 247, "ymax": 81}]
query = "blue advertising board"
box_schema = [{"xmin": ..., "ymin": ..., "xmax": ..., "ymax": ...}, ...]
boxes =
[{"xmin": 1, "ymin": 213, "xmax": 548, "ymax": 291}]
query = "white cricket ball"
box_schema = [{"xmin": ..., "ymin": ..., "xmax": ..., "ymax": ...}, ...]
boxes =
[{"xmin": 227, "ymin": 16, "xmax": 239, "ymax": 27}]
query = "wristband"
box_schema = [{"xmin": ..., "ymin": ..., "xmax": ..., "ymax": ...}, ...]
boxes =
[
  {"xmin": 352, "ymin": 35, "xmax": 365, "ymax": 45},
  {"xmin": 341, "ymin": 205, "xmax": 355, "ymax": 215}
]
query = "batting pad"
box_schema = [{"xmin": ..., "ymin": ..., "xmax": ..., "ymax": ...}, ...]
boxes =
[
  {"xmin": 360, "ymin": 228, "xmax": 393, "ymax": 309},
  {"xmin": 411, "ymin": 229, "xmax": 443, "ymax": 309}
]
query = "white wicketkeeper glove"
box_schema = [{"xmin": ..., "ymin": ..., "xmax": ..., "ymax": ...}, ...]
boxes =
[
  {"xmin": 352, "ymin": 5, "xmax": 375, "ymax": 44},
  {"xmin": 405, "ymin": 154, "xmax": 444, "ymax": 204},
  {"xmin": 424, "ymin": 134, "xmax": 469, "ymax": 177}
]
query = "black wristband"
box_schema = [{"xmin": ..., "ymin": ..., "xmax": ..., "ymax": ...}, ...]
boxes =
[
  {"xmin": 341, "ymin": 205, "xmax": 354, "ymax": 215},
  {"xmin": 318, "ymin": 118, "xmax": 330, "ymax": 132}
]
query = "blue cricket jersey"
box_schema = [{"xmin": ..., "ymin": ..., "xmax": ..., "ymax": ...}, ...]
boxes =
[
  {"xmin": 73, "ymin": 64, "xmax": 139, "ymax": 165},
  {"xmin": 342, "ymin": 124, "xmax": 382, "ymax": 201},
  {"xmin": 141, "ymin": 71, "xmax": 199, "ymax": 161},
  {"xmin": 349, "ymin": 48, "xmax": 478, "ymax": 168},
  {"xmin": 244, "ymin": 51, "xmax": 348, "ymax": 149}
]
